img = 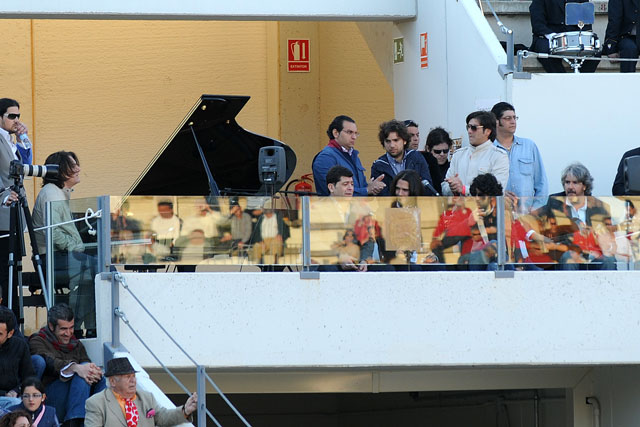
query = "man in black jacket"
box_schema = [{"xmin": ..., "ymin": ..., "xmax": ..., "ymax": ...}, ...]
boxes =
[
  {"xmin": 0, "ymin": 306, "xmax": 34, "ymax": 411},
  {"xmin": 529, "ymin": 0, "xmax": 599, "ymax": 72},
  {"xmin": 602, "ymin": 0, "xmax": 640, "ymax": 72}
]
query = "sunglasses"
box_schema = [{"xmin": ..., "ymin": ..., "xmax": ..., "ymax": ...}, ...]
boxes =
[
  {"xmin": 432, "ymin": 148, "xmax": 449, "ymax": 155},
  {"xmin": 466, "ymin": 124, "xmax": 484, "ymax": 132},
  {"xmin": 4, "ymin": 113, "xmax": 20, "ymax": 120}
]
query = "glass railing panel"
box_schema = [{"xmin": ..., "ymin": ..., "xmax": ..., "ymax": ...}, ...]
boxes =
[
  {"xmin": 308, "ymin": 196, "xmax": 495, "ymax": 270},
  {"xmin": 109, "ymin": 196, "xmax": 302, "ymax": 268},
  {"xmin": 46, "ymin": 197, "xmax": 100, "ymax": 338},
  {"xmin": 505, "ymin": 196, "xmax": 640, "ymax": 270}
]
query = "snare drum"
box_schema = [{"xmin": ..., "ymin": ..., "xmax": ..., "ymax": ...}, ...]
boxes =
[{"xmin": 549, "ymin": 31, "xmax": 600, "ymax": 56}]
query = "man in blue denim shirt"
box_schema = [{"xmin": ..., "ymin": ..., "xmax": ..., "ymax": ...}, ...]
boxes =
[{"xmin": 491, "ymin": 102, "xmax": 548, "ymax": 212}]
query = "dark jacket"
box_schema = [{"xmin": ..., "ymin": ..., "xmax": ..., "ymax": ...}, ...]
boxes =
[
  {"xmin": 612, "ymin": 147, "xmax": 640, "ymax": 195},
  {"xmin": 603, "ymin": 0, "xmax": 640, "ymax": 54},
  {"xmin": 370, "ymin": 150, "xmax": 433, "ymax": 196},
  {"xmin": 29, "ymin": 330, "xmax": 91, "ymax": 387},
  {"xmin": 0, "ymin": 335, "xmax": 34, "ymax": 396},
  {"xmin": 530, "ymin": 0, "xmax": 593, "ymax": 36},
  {"xmin": 540, "ymin": 192, "xmax": 610, "ymax": 227},
  {"xmin": 312, "ymin": 142, "xmax": 368, "ymax": 196},
  {"xmin": 422, "ymin": 151, "xmax": 450, "ymax": 195},
  {"xmin": 8, "ymin": 402, "xmax": 60, "ymax": 427}
]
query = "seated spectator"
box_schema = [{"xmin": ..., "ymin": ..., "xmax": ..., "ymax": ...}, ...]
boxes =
[
  {"xmin": 371, "ymin": 119, "xmax": 433, "ymax": 196},
  {"xmin": 0, "ymin": 307, "xmax": 34, "ymax": 412},
  {"xmin": 85, "ymin": 357, "xmax": 197, "ymax": 427},
  {"xmin": 602, "ymin": 0, "xmax": 639, "ymax": 72},
  {"xmin": 442, "ymin": 111, "xmax": 509, "ymax": 196},
  {"xmin": 0, "ymin": 410, "xmax": 31, "ymax": 427},
  {"xmin": 537, "ymin": 162, "xmax": 613, "ymax": 270},
  {"xmin": 421, "ymin": 127, "xmax": 453, "ymax": 195},
  {"xmin": 220, "ymin": 199, "xmax": 252, "ymax": 254},
  {"xmin": 149, "ymin": 201, "xmax": 181, "ymax": 248},
  {"xmin": 251, "ymin": 209, "xmax": 290, "ymax": 264},
  {"xmin": 180, "ymin": 197, "xmax": 222, "ymax": 239},
  {"xmin": 8, "ymin": 377, "xmax": 59, "ymax": 427},
  {"xmin": 430, "ymin": 197, "xmax": 473, "ymax": 264},
  {"xmin": 29, "ymin": 303, "xmax": 105, "ymax": 427},
  {"xmin": 390, "ymin": 169, "xmax": 425, "ymax": 208},
  {"xmin": 331, "ymin": 229, "xmax": 361, "ymax": 263},
  {"xmin": 32, "ymin": 151, "xmax": 96, "ymax": 337}
]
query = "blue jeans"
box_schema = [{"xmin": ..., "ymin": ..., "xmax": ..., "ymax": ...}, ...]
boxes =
[
  {"xmin": 31, "ymin": 355, "xmax": 46, "ymax": 379},
  {"xmin": 45, "ymin": 366, "xmax": 106, "ymax": 422}
]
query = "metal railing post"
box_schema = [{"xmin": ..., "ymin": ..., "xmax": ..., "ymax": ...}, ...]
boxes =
[
  {"xmin": 196, "ymin": 365, "xmax": 206, "ymax": 427},
  {"xmin": 112, "ymin": 274, "xmax": 121, "ymax": 350},
  {"xmin": 496, "ymin": 196, "xmax": 506, "ymax": 270},
  {"xmin": 300, "ymin": 196, "xmax": 318, "ymax": 278},
  {"xmin": 506, "ymin": 29, "xmax": 514, "ymax": 71},
  {"xmin": 484, "ymin": 0, "xmax": 515, "ymax": 77},
  {"xmin": 97, "ymin": 196, "xmax": 111, "ymax": 273}
]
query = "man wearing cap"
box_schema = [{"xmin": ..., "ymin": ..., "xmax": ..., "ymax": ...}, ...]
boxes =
[{"xmin": 85, "ymin": 357, "xmax": 198, "ymax": 427}]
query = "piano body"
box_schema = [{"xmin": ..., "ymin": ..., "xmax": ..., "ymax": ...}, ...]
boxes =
[{"xmin": 128, "ymin": 94, "xmax": 297, "ymax": 197}]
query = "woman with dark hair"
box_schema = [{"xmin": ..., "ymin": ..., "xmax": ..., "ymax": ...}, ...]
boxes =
[
  {"xmin": 0, "ymin": 410, "xmax": 31, "ymax": 427},
  {"xmin": 421, "ymin": 127, "xmax": 453, "ymax": 195},
  {"xmin": 8, "ymin": 378, "xmax": 59, "ymax": 427},
  {"xmin": 390, "ymin": 169, "xmax": 424, "ymax": 208}
]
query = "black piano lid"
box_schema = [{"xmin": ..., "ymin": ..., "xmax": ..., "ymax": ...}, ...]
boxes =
[{"xmin": 128, "ymin": 94, "xmax": 297, "ymax": 197}]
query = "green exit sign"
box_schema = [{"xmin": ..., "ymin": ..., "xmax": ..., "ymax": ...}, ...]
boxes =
[{"xmin": 393, "ymin": 37, "xmax": 404, "ymax": 64}]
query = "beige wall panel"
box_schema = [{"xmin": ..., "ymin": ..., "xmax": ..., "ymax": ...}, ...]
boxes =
[
  {"xmin": 318, "ymin": 22, "xmax": 394, "ymax": 184},
  {"xmin": 0, "ymin": 20, "xmax": 37, "ymax": 200},
  {"xmin": 30, "ymin": 20, "xmax": 270, "ymax": 198},
  {"xmin": 278, "ymin": 22, "xmax": 321, "ymax": 183}
]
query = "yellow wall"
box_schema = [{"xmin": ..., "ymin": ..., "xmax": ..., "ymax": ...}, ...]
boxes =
[{"xmin": 0, "ymin": 19, "xmax": 393, "ymax": 199}]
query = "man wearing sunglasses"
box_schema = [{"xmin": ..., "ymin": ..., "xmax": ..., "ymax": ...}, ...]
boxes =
[
  {"xmin": 442, "ymin": 111, "xmax": 509, "ymax": 197},
  {"xmin": 491, "ymin": 102, "xmax": 548, "ymax": 212},
  {"xmin": 0, "ymin": 98, "xmax": 31, "ymax": 319}
]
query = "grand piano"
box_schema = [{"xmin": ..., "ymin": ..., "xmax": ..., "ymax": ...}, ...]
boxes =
[{"xmin": 128, "ymin": 94, "xmax": 297, "ymax": 197}]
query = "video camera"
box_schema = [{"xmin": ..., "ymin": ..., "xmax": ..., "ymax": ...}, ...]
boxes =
[{"xmin": 9, "ymin": 160, "xmax": 58, "ymax": 180}]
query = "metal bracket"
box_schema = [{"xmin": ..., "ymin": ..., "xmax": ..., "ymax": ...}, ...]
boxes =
[
  {"xmin": 300, "ymin": 271, "xmax": 320, "ymax": 279},
  {"xmin": 495, "ymin": 270, "xmax": 515, "ymax": 279},
  {"xmin": 513, "ymin": 71, "xmax": 532, "ymax": 79}
]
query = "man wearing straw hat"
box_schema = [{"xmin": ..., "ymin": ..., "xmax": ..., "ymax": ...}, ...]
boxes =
[{"xmin": 85, "ymin": 357, "xmax": 197, "ymax": 427}]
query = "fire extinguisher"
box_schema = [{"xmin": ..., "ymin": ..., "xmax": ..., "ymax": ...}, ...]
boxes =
[{"xmin": 284, "ymin": 174, "xmax": 314, "ymax": 215}]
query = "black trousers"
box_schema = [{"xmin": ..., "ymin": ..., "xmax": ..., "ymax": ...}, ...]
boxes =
[{"xmin": 0, "ymin": 230, "xmax": 20, "ymax": 321}]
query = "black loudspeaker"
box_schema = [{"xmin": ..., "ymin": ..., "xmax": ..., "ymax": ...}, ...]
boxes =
[
  {"xmin": 258, "ymin": 146, "xmax": 286, "ymax": 186},
  {"xmin": 624, "ymin": 155, "xmax": 640, "ymax": 195}
]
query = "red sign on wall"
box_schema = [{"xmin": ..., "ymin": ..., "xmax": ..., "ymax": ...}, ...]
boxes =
[
  {"xmin": 288, "ymin": 39, "xmax": 310, "ymax": 72},
  {"xmin": 420, "ymin": 32, "xmax": 428, "ymax": 69}
]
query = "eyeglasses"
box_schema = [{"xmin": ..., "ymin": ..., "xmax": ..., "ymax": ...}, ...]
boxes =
[
  {"xmin": 500, "ymin": 115, "xmax": 518, "ymax": 121},
  {"xmin": 341, "ymin": 130, "xmax": 360, "ymax": 137},
  {"xmin": 4, "ymin": 113, "xmax": 20, "ymax": 120},
  {"xmin": 466, "ymin": 124, "xmax": 484, "ymax": 132},
  {"xmin": 432, "ymin": 148, "xmax": 449, "ymax": 155},
  {"xmin": 22, "ymin": 393, "xmax": 43, "ymax": 399}
]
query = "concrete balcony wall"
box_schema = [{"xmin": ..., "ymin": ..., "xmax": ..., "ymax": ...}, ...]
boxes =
[{"xmin": 95, "ymin": 271, "xmax": 640, "ymax": 369}]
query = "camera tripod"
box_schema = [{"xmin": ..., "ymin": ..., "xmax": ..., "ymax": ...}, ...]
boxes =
[{"xmin": 6, "ymin": 174, "xmax": 50, "ymax": 332}]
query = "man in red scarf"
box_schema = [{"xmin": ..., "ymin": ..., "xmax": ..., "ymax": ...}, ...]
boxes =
[
  {"xmin": 29, "ymin": 303, "xmax": 106, "ymax": 427},
  {"xmin": 85, "ymin": 357, "xmax": 197, "ymax": 427}
]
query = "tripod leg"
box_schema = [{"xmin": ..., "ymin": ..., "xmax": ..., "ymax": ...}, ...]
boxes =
[
  {"xmin": 7, "ymin": 200, "xmax": 20, "ymax": 328},
  {"xmin": 21, "ymin": 199, "xmax": 52, "ymax": 309}
]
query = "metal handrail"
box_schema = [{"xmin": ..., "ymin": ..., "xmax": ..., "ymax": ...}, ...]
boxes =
[
  {"xmin": 482, "ymin": 0, "xmax": 515, "ymax": 76},
  {"xmin": 113, "ymin": 272, "xmax": 252, "ymax": 426},
  {"xmin": 516, "ymin": 50, "xmax": 639, "ymax": 72}
]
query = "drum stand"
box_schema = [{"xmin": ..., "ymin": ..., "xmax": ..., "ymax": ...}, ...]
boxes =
[{"xmin": 563, "ymin": 57, "xmax": 587, "ymax": 74}]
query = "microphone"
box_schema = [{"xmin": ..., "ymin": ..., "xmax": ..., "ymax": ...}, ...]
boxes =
[{"xmin": 422, "ymin": 180, "xmax": 440, "ymax": 196}]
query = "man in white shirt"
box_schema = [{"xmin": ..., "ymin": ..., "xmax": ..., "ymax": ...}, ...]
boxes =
[
  {"xmin": 442, "ymin": 111, "xmax": 509, "ymax": 196},
  {"xmin": 149, "ymin": 200, "xmax": 181, "ymax": 248}
]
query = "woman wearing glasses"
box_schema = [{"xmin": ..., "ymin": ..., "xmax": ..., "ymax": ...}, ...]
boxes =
[
  {"xmin": 421, "ymin": 127, "xmax": 452, "ymax": 195},
  {"xmin": 8, "ymin": 378, "xmax": 59, "ymax": 427}
]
